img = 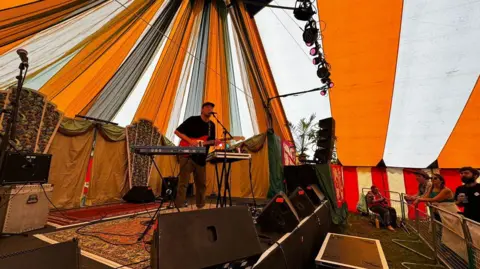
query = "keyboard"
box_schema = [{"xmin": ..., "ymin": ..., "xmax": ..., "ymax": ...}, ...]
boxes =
[
  {"xmin": 206, "ymin": 151, "xmax": 252, "ymax": 163},
  {"xmin": 133, "ymin": 146, "xmax": 206, "ymax": 155}
]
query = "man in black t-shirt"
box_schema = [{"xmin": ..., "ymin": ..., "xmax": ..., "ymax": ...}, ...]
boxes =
[
  {"xmin": 174, "ymin": 102, "xmax": 217, "ymax": 208},
  {"xmin": 455, "ymin": 167, "xmax": 480, "ymax": 222}
]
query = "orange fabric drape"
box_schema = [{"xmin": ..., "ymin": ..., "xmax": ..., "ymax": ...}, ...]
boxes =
[
  {"xmin": 134, "ymin": 0, "xmax": 202, "ymax": 133},
  {"xmin": 40, "ymin": 0, "xmax": 163, "ymax": 117},
  {"xmin": 438, "ymin": 77, "xmax": 480, "ymax": 168},
  {"xmin": 205, "ymin": 135, "xmax": 270, "ymax": 198},
  {"xmin": 47, "ymin": 129, "xmax": 95, "ymax": 209},
  {"xmin": 236, "ymin": 2, "xmax": 292, "ymax": 142},
  {"xmin": 0, "ymin": 0, "xmax": 39, "ymax": 11},
  {"xmin": 86, "ymin": 134, "xmax": 129, "ymax": 206},
  {"xmin": 0, "ymin": 0, "xmax": 97, "ymax": 47},
  {"xmin": 317, "ymin": 0, "xmax": 403, "ymax": 166},
  {"xmin": 203, "ymin": 0, "xmax": 230, "ymax": 139}
]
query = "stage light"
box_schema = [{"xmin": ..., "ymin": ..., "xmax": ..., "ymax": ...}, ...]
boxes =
[
  {"xmin": 321, "ymin": 78, "xmax": 334, "ymax": 88},
  {"xmin": 312, "ymin": 57, "xmax": 322, "ymax": 65},
  {"xmin": 306, "ymin": 42, "xmax": 314, "ymax": 47},
  {"xmin": 294, "ymin": 0, "xmax": 315, "ymax": 21},
  {"xmin": 310, "ymin": 46, "xmax": 319, "ymax": 56},
  {"xmin": 303, "ymin": 20, "xmax": 318, "ymax": 44},
  {"xmin": 320, "ymin": 89, "xmax": 327, "ymax": 96},
  {"xmin": 316, "ymin": 66, "xmax": 330, "ymax": 79}
]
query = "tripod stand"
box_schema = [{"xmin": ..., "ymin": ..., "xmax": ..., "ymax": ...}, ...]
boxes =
[{"xmin": 137, "ymin": 156, "xmax": 180, "ymax": 243}]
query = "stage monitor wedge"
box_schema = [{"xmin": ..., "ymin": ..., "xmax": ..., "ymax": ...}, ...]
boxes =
[
  {"xmin": 0, "ymin": 239, "xmax": 80, "ymax": 269},
  {"xmin": 289, "ymin": 187, "xmax": 316, "ymax": 220},
  {"xmin": 123, "ymin": 186, "xmax": 155, "ymax": 203},
  {"xmin": 305, "ymin": 184, "xmax": 325, "ymax": 206},
  {"xmin": 151, "ymin": 206, "xmax": 262, "ymax": 269},
  {"xmin": 256, "ymin": 192, "xmax": 299, "ymax": 236}
]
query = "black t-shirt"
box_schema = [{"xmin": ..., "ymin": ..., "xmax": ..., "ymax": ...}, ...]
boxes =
[
  {"xmin": 176, "ymin": 116, "xmax": 215, "ymax": 166},
  {"xmin": 455, "ymin": 183, "xmax": 480, "ymax": 222}
]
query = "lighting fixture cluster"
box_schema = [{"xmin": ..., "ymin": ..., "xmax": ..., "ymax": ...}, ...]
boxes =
[{"xmin": 293, "ymin": 0, "xmax": 333, "ymax": 95}]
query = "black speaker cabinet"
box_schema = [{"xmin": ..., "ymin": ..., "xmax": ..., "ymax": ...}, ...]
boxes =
[
  {"xmin": 304, "ymin": 184, "xmax": 325, "ymax": 206},
  {"xmin": 288, "ymin": 187, "xmax": 316, "ymax": 220},
  {"xmin": 283, "ymin": 165, "xmax": 318, "ymax": 194},
  {"xmin": 123, "ymin": 186, "xmax": 155, "ymax": 203},
  {"xmin": 256, "ymin": 192, "xmax": 299, "ymax": 236},
  {"xmin": 0, "ymin": 152, "xmax": 52, "ymax": 185},
  {"xmin": 151, "ymin": 206, "xmax": 262, "ymax": 269},
  {"xmin": 0, "ymin": 239, "xmax": 80, "ymax": 269}
]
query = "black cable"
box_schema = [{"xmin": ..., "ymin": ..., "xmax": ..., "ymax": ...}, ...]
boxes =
[
  {"xmin": 274, "ymin": 241, "xmax": 289, "ymax": 269},
  {"xmin": 114, "ymin": 258, "xmax": 150, "ymax": 269}
]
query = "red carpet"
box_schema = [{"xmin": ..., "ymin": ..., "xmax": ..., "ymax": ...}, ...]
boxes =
[{"xmin": 48, "ymin": 202, "xmax": 161, "ymax": 226}]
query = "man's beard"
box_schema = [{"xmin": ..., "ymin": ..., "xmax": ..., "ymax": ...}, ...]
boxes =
[{"xmin": 461, "ymin": 176, "xmax": 476, "ymax": 184}]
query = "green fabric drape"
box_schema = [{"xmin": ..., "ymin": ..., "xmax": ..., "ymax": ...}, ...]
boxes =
[
  {"xmin": 267, "ymin": 130, "xmax": 284, "ymax": 198},
  {"xmin": 58, "ymin": 118, "xmax": 126, "ymax": 141},
  {"xmin": 98, "ymin": 124, "xmax": 126, "ymax": 142},
  {"xmin": 58, "ymin": 118, "xmax": 94, "ymax": 136},
  {"xmin": 314, "ymin": 164, "xmax": 348, "ymax": 225}
]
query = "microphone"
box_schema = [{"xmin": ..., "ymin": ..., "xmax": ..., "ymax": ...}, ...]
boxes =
[
  {"xmin": 17, "ymin": 49, "xmax": 28, "ymax": 64},
  {"xmin": 210, "ymin": 112, "xmax": 217, "ymax": 115}
]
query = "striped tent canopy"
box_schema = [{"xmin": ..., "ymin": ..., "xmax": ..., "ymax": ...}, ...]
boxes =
[
  {"xmin": 317, "ymin": 0, "xmax": 480, "ymax": 169},
  {"xmin": 1, "ymin": 0, "xmax": 480, "ymax": 169},
  {"xmin": 0, "ymin": 0, "xmax": 293, "ymax": 144}
]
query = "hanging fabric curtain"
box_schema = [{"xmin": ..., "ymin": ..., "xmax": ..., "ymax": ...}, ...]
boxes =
[
  {"xmin": 0, "ymin": 1, "xmax": 130, "ymax": 89},
  {"xmin": 47, "ymin": 129, "xmax": 95, "ymax": 209},
  {"xmin": 86, "ymin": 0, "xmax": 182, "ymax": 121},
  {"xmin": 228, "ymin": 2, "xmax": 292, "ymax": 141},
  {"xmin": 134, "ymin": 0, "xmax": 204, "ymax": 133},
  {"xmin": 86, "ymin": 132, "xmax": 128, "ymax": 206},
  {"xmin": 183, "ymin": 0, "xmax": 210, "ymax": 120},
  {"xmin": 236, "ymin": 2, "xmax": 292, "ymax": 142},
  {"xmin": 224, "ymin": 15, "xmax": 242, "ymax": 136},
  {"xmin": 203, "ymin": 0, "xmax": 230, "ymax": 138},
  {"xmin": 40, "ymin": 0, "xmax": 164, "ymax": 117},
  {"xmin": 0, "ymin": 0, "xmax": 109, "ymax": 47}
]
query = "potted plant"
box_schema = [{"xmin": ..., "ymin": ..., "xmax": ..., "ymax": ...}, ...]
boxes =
[{"xmin": 288, "ymin": 113, "xmax": 317, "ymax": 164}]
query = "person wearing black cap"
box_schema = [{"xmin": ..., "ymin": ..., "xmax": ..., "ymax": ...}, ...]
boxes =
[
  {"xmin": 174, "ymin": 102, "xmax": 217, "ymax": 208},
  {"xmin": 404, "ymin": 170, "xmax": 432, "ymax": 203},
  {"xmin": 455, "ymin": 167, "xmax": 480, "ymax": 222}
]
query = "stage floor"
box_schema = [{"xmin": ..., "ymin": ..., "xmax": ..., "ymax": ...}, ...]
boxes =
[{"xmin": 1, "ymin": 197, "xmax": 265, "ymax": 269}]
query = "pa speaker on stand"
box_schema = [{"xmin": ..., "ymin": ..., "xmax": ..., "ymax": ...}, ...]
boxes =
[{"xmin": 314, "ymin": 117, "xmax": 335, "ymax": 164}]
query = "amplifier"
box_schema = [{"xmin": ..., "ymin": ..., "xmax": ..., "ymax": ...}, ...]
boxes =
[
  {"xmin": 0, "ymin": 152, "xmax": 52, "ymax": 185},
  {"xmin": 0, "ymin": 184, "xmax": 53, "ymax": 234}
]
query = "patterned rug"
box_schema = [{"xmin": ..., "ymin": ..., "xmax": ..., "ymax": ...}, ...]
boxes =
[
  {"xmin": 39, "ymin": 205, "xmax": 213, "ymax": 268},
  {"xmin": 48, "ymin": 202, "xmax": 162, "ymax": 227}
]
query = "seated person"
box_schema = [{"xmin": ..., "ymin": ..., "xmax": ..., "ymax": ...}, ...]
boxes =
[
  {"xmin": 366, "ymin": 186, "xmax": 397, "ymax": 231},
  {"xmin": 414, "ymin": 174, "xmax": 456, "ymax": 221}
]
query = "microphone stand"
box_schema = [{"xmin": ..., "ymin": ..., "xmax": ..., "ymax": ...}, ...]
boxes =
[
  {"xmin": 0, "ymin": 61, "xmax": 30, "ymax": 177},
  {"xmin": 211, "ymin": 113, "xmax": 234, "ymax": 207}
]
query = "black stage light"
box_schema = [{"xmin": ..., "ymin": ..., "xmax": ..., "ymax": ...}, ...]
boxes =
[
  {"xmin": 310, "ymin": 46, "xmax": 319, "ymax": 56},
  {"xmin": 320, "ymin": 89, "xmax": 327, "ymax": 96},
  {"xmin": 312, "ymin": 56, "xmax": 322, "ymax": 65},
  {"xmin": 303, "ymin": 20, "xmax": 318, "ymax": 45},
  {"xmin": 294, "ymin": 0, "xmax": 315, "ymax": 21},
  {"xmin": 322, "ymin": 78, "xmax": 334, "ymax": 88},
  {"xmin": 317, "ymin": 66, "xmax": 330, "ymax": 79}
]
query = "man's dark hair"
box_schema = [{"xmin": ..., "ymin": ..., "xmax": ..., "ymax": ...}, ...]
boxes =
[{"xmin": 459, "ymin": 167, "xmax": 480, "ymax": 178}]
